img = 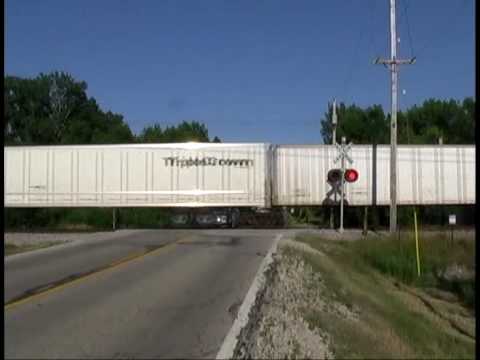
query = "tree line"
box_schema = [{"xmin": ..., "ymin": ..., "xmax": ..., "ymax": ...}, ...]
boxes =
[
  {"xmin": 5, "ymin": 72, "xmax": 221, "ymax": 145},
  {"xmin": 4, "ymin": 71, "xmax": 475, "ymax": 230},
  {"xmin": 320, "ymin": 98, "xmax": 475, "ymax": 145}
]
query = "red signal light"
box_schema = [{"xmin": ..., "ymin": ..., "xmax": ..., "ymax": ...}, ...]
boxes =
[
  {"xmin": 327, "ymin": 169, "xmax": 342, "ymax": 183},
  {"xmin": 344, "ymin": 168, "xmax": 359, "ymax": 183}
]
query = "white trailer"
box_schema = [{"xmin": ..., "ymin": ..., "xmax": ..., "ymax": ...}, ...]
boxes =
[
  {"xmin": 4, "ymin": 143, "xmax": 475, "ymax": 227},
  {"xmin": 4, "ymin": 143, "xmax": 271, "ymax": 210},
  {"xmin": 273, "ymin": 144, "xmax": 475, "ymax": 206}
]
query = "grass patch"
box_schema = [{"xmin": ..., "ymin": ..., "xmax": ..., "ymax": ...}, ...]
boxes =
[
  {"xmin": 5, "ymin": 242, "xmax": 63, "ymax": 256},
  {"xmin": 298, "ymin": 232, "xmax": 475, "ymax": 310},
  {"xmin": 355, "ymin": 233, "xmax": 474, "ymax": 309},
  {"xmin": 292, "ymin": 234, "xmax": 475, "ymax": 359}
]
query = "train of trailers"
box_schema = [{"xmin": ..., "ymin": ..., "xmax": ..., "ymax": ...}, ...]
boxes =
[{"xmin": 4, "ymin": 143, "xmax": 475, "ymax": 227}]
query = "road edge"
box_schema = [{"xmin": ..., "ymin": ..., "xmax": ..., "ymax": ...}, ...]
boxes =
[
  {"xmin": 216, "ymin": 233, "xmax": 282, "ymax": 360},
  {"xmin": 4, "ymin": 230, "xmax": 144, "ymax": 263}
]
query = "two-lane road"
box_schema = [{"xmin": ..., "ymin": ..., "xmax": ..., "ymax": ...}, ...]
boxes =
[{"xmin": 5, "ymin": 229, "xmax": 283, "ymax": 359}]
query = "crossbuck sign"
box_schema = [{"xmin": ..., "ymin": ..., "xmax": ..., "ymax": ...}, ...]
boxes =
[{"xmin": 334, "ymin": 141, "xmax": 353, "ymax": 164}]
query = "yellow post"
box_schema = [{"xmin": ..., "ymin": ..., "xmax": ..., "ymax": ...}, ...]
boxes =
[{"xmin": 414, "ymin": 208, "xmax": 421, "ymax": 276}]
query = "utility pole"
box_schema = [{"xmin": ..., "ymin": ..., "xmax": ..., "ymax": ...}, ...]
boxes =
[
  {"xmin": 112, "ymin": 208, "xmax": 117, "ymax": 231},
  {"xmin": 330, "ymin": 99, "xmax": 338, "ymax": 229},
  {"xmin": 339, "ymin": 136, "xmax": 346, "ymax": 233},
  {"xmin": 332, "ymin": 99, "xmax": 337, "ymax": 145},
  {"xmin": 374, "ymin": 0, "xmax": 415, "ymax": 233},
  {"xmin": 439, "ymin": 137, "xmax": 444, "ymax": 228}
]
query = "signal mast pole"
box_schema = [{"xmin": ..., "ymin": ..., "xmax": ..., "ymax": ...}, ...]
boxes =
[
  {"xmin": 374, "ymin": 0, "xmax": 415, "ymax": 233},
  {"xmin": 332, "ymin": 99, "xmax": 337, "ymax": 145}
]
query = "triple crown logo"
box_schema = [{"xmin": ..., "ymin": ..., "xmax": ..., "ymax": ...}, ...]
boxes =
[{"xmin": 163, "ymin": 156, "xmax": 254, "ymax": 168}]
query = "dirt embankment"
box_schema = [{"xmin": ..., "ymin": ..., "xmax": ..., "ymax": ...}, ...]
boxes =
[{"xmin": 234, "ymin": 236, "xmax": 475, "ymax": 359}]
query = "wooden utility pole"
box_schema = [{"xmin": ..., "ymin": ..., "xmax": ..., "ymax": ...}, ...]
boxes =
[
  {"xmin": 374, "ymin": 0, "xmax": 415, "ymax": 233},
  {"xmin": 363, "ymin": 206, "xmax": 368, "ymax": 236},
  {"xmin": 339, "ymin": 137, "xmax": 345, "ymax": 233},
  {"xmin": 332, "ymin": 99, "xmax": 337, "ymax": 146},
  {"xmin": 330, "ymin": 99, "xmax": 338, "ymax": 229},
  {"xmin": 112, "ymin": 208, "xmax": 117, "ymax": 231},
  {"xmin": 439, "ymin": 137, "xmax": 444, "ymax": 227}
]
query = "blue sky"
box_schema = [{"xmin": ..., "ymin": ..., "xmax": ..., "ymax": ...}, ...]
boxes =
[{"xmin": 5, "ymin": 0, "xmax": 474, "ymax": 144}]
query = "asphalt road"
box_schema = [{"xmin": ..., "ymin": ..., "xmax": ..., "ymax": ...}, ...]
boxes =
[{"xmin": 4, "ymin": 229, "xmax": 281, "ymax": 359}]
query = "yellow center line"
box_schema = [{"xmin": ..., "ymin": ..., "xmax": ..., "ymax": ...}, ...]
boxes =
[{"xmin": 5, "ymin": 240, "xmax": 181, "ymax": 311}]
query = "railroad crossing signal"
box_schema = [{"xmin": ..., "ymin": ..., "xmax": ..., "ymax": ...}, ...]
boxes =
[
  {"xmin": 326, "ymin": 169, "xmax": 343, "ymax": 203},
  {"xmin": 326, "ymin": 168, "xmax": 359, "ymax": 204},
  {"xmin": 344, "ymin": 168, "xmax": 359, "ymax": 183},
  {"xmin": 327, "ymin": 168, "xmax": 342, "ymax": 184},
  {"xmin": 325, "ymin": 138, "xmax": 359, "ymax": 232},
  {"xmin": 333, "ymin": 137, "xmax": 356, "ymax": 233}
]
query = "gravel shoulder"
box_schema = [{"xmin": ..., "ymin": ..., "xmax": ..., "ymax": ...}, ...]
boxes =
[{"xmin": 234, "ymin": 238, "xmax": 336, "ymax": 359}]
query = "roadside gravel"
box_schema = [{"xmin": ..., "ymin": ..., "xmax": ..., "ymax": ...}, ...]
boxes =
[{"xmin": 235, "ymin": 237, "xmax": 360, "ymax": 359}]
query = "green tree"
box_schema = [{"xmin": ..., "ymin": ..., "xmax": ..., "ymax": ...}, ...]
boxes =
[
  {"xmin": 137, "ymin": 121, "xmax": 217, "ymax": 143},
  {"xmin": 321, "ymin": 98, "xmax": 475, "ymax": 146},
  {"xmin": 137, "ymin": 124, "xmax": 164, "ymax": 143},
  {"xmin": 163, "ymin": 121, "xmax": 209, "ymax": 142},
  {"xmin": 321, "ymin": 103, "xmax": 388, "ymax": 144},
  {"xmin": 4, "ymin": 71, "xmax": 133, "ymax": 145},
  {"xmin": 399, "ymin": 98, "xmax": 475, "ymax": 145}
]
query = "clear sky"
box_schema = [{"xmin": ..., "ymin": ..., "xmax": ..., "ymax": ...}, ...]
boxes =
[{"xmin": 5, "ymin": 0, "xmax": 475, "ymax": 144}]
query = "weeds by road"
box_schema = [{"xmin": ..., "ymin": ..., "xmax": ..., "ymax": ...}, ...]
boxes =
[
  {"xmin": 299, "ymin": 232, "xmax": 475, "ymax": 309},
  {"xmin": 239, "ymin": 233, "xmax": 475, "ymax": 359},
  {"xmin": 297, "ymin": 233, "xmax": 475, "ymax": 359}
]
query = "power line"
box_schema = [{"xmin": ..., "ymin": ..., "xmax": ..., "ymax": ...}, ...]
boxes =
[
  {"xmin": 338, "ymin": 3, "xmax": 371, "ymax": 102},
  {"xmin": 399, "ymin": 0, "xmax": 415, "ymax": 58},
  {"xmin": 367, "ymin": 0, "xmax": 382, "ymax": 57},
  {"xmin": 415, "ymin": 0, "xmax": 471, "ymax": 57}
]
